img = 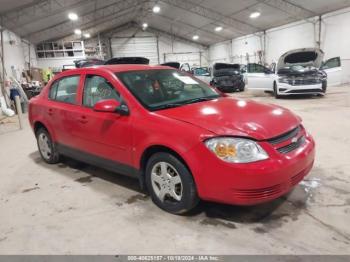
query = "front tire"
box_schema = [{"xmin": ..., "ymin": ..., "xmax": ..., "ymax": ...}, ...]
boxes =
[
  {"xmin": 273, "ymin": 82, "xmax": 280, "ymax": 98},
  {"xmin": 322, "ymin": 80, "xmax": 327, "ymax": 93},
  {"xmin": 145, "ymin": 152, "xmax": 199, "ymax": 214},
  {"xmin": 36, "ymin": 128, "xmax": 60, "ymax": 164}
]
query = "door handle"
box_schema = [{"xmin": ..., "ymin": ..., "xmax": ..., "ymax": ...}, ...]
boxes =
[
  {"xmin": 78, "ymin": 115, "xmax": 88, "ymax": 124},
  {"xmin": 48, "ymin": 108, "xmax": 53, "ymax": 116}
]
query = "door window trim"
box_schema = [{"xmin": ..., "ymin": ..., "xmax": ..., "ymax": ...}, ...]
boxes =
[
  {"xmin": 48, "ymin": 74, "xmax": 81, "ymax": 105},
  {"xmin": 82, "ymin": 74, "xmax": 122, "ymax": 109}
]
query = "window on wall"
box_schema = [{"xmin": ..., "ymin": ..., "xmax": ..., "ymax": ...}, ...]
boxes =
[
  {"xmin": 49, "ymin": 75, "xmax": 80, "ymax": 104},
  {"xmin": 83, "ymin": 75, "xmax": 121, "ymax": 108}
]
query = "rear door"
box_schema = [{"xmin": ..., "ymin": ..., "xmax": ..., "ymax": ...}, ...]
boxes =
[
  {"xmin": 47, "ymin": 74, "xmax": 82, "ymax": 147},
  {"xmin": 245, "ymin": 63, "xmax": 275, "ymax": 90},
  {"xmin": 321, "ymin": 57, "xmax": 342, "ymax": 86},
  {"xmin": 74, "ymin": 72, "xmax": 133, "ymax": 168}
]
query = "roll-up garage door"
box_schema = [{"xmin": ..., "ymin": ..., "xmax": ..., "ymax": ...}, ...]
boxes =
[
  {"xmin": 164, "ymin": 52, "xmax": 201, "ymax": 67},
  {"xmin": 111, "ymin": 37, "xmax": 159, "ymax": 65}
]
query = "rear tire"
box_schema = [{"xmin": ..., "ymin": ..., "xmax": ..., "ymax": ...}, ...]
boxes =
[
  {"xmin": 145, "ymin": 152, "xmax": 199, "ymax": 214},
  {"xmin": 36, "ymin": 128, "xmax": 60, "ymax": 164}
]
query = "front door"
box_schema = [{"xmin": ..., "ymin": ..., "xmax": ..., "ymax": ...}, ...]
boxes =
[
  {"xmin": 245, "ymin": 63, "xmax": 275, "ymax": 91},
  {"xmin": 74, "ymin": 73, "xmax": 133, "ymax": 169},
  {"xmin": 321, "ymin": 57, "xmax": 342, "ymax": 87}
]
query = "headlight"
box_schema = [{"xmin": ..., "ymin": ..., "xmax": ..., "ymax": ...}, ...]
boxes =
[
  {"xmin": 205, "ymin": 137, "xmax": 269, "ymax": 163},
  {"xmin": 278, "ymin": 77, "xmax": 290, "ymax": 84}
]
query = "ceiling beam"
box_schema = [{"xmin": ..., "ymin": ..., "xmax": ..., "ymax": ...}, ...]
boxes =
[
  {"xmin": 26, "ymin": 0, "xmax": 146, "ymax": 43},
  {"xmin": 259, "ymin": 0, "xmax": 316, "ymax": 20},
  {"xmin": 1, "ymin": 0, "xmax": 85, "ymax": 30},
  {"xmin": 160, "ymin": 0, "xmax": 261, "ymax": 35},
  {"xmin": 146, "ymin": 24, "xmax": 210, "ymax": 48},
  {"xmin": 13, "ymin": 0, "xmax": 97, "ymax": 32},
  {"xmin": 154, "ymin": 14, "xmax": 228, "ymax": 42}
]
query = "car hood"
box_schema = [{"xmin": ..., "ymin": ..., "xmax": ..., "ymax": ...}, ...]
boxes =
[
  {"xmin": 277, "ymin": 48, "xmax": 324, "ymax": 71},
  {"xmin": 157, "ymin": 97, "xmax": 300, "ymax": 140}
]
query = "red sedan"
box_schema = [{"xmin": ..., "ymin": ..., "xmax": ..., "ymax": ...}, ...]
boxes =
[{"xmin": 29, "ymin": 65, "xmax": 315, "ymax": 214}]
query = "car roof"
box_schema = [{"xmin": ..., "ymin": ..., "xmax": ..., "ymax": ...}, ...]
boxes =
[{"xmin": 64, "ymin": 64, "xmax": 172, "ymax": 75}]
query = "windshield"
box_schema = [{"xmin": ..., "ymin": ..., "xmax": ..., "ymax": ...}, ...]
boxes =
[
  {"xmin": 117, "ymin": 69, "xmax": 220, "ymax": 111},
  {"xmin": 193, "ymin": 67, "xmax": 209, "ymax": 76}
]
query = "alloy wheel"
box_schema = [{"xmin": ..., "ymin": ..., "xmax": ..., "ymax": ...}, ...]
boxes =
[
  {"xmin": 151, "ymin": 162, "xmax": 183, "ymax": 202},
  {"xmin": 38, "ymin": 133, "xmax": 52, "ymax": 160}
]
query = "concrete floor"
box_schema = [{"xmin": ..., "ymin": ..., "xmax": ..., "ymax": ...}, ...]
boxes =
[{"xmin": 0, "ymin": 86, "xmax": 349, "ymax": 254}]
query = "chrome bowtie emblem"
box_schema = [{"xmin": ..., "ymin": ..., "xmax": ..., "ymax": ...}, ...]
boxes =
[{"xmin": 291, "ymin": 137, "xmax": 298, "ymax": 143}]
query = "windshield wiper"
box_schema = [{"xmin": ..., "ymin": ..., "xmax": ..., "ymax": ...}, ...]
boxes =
[
  {"xmin": 182, "ymin": 96, "xmax": 218, "ymax": 105},
  {"xmin": 152, "ymin": 96, "xmax": 219, "ymax": 111},
  {"xmin": 152, "ymin": 103, "xmax": 184, "ymax": 111}
]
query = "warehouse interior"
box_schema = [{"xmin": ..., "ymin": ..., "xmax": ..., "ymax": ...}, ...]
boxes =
[{"xmin": 0, "ymin": 0, "xmax": 350, "ymax": 256}]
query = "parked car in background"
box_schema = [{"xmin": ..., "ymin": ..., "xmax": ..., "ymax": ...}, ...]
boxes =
[
  {"xmin": 105, "ymin": 57, "xmax": 150, "ymax": 65},
  {"xmin": 74, "ymin": 58, "xmax": 105, "ymax": 68},
  {"xmin": 161, "ymin": 62, "xmax": 181, "ymax": 69},
  {"xmin": 29, "ymin": 65, "xmax": 315, "ymax": 214},
  {"xmin": 210, "ymin": 63, "xmax": 245, "ymax": 92},
  {"xmin": 192, "ymin": 67, "xmax": 211, "ymax": 84},
  {"xmin": 244, "ymin": 48, "xmax": 341, "ymax": 98}
]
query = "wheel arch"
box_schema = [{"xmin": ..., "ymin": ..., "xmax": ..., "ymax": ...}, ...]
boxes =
[
  {"xmin": 34, "ymin": 121, "xmax": 48, "ymax": 135},
  {"xmin": 33, "ymin": 121, "xmax": 57, "ymax": 141},
  {"xmin": 138, "ymin": 145, "xmax": 193, "ymax": 190},
  {"xmin": 140, "ymin": 145, "xmax": 191, "ymax": 173}
]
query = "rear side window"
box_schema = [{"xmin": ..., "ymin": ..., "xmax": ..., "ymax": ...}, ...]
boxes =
[
  {"xmin": 49, "ymin": 75, "xmax": 80, "ymax": 104},
  {"xmin": 83, "ymin": 75, "xmax": 121, "ymax": 108}
]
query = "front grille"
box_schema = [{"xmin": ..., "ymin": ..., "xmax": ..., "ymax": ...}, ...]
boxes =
[
  {"xmin": 290, "ymin": 79, "xmax": 322, "ymax": 86},
  {"xmin": 286, "ymin": 89, "xmax": 324, "ymax": 94},
  {"xmin": 267, "ymin": 126, "xmax": 301, "ymax": 145},
  {"xmin": 277, "ymin": 136, "xmax": 306, "ymax": 154}
]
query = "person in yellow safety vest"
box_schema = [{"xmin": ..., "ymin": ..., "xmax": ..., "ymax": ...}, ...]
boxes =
[{"xmin": 42, "ymin": 68, "xmax": 54, "ymax": 84}]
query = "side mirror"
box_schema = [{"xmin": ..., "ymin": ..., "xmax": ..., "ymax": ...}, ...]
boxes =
[{"xmin": 93, "ymin": 99, "xmax": 129, "ymax": 116}]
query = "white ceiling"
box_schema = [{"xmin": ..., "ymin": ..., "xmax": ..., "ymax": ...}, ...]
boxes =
[{"xmin": 0, "ymin": 0, "xmax": 350, "ymax": 45}]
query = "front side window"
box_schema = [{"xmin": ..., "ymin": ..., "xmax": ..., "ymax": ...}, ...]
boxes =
[
  {"xmin": 117, "ymin": 69, "xmax": 220, "ymax": 111},
  {"xmin": 49, "ymin": 75, "xmax": 80, "ymax": 104},
  {"xmin": 83, "ymin": 75, "xmax": 121, "ymax": 108},
  {"xmin": 321, "ymin": 57, "xmax": 341, "ymax": 69}
]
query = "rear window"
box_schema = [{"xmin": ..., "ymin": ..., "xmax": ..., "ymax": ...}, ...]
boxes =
[{"xmin": 49, "ymin": 75, "xmax": 80, "ymax": 104}]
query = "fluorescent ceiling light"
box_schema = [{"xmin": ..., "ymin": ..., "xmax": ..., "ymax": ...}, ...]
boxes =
[
  {"xmin": 215, "ymin": 26, "xmax": 223, "ymax": 32},
  {"xmin": 193, "ymin": 35, "xmax": 199, "ymax": 40},
  {"xmin": 153, "ymin": 5, "xmax": 161, "ymax": 13},
  {"xmin": 74, "ymin": 29, "xmax": 82, "ymax": 35},
  {"xmin": 83, "ymin": 33, "xmax": 91, "ymax": 38},
  {"xmin": 142, "ymin": 23, "xmax": 148, "ymax": 28},
  {"xmin": 250, "ymin": 12, "xmax": 261, "ymax": 19},
  {"xmin": 68, "ymin": 12, "xmax": 78, "ymax": 21}
]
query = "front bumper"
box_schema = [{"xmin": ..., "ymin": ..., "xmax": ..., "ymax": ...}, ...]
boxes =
[
  {"xmin": 185, "ymin": 131, "xmax": 315, "ymax": 205},
  {"xmin": 277, "ymin": 82, "xmax": 324, "ymax": 95}
]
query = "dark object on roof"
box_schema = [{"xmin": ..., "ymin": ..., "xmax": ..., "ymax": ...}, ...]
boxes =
[
  {"xmin": 105, "ymin": 57, "xmax": 150, "ymax": 65},
  {"xmin": 213, "ymin": 63, "xmax": 240, "ymax": 71},
  {"xmin": 74, "ymin": 59, "xmax": 105, "ymax": 68},
  {"xmin": 161, "ymin": 62, "xmax": 181, "ymax": 69}
]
